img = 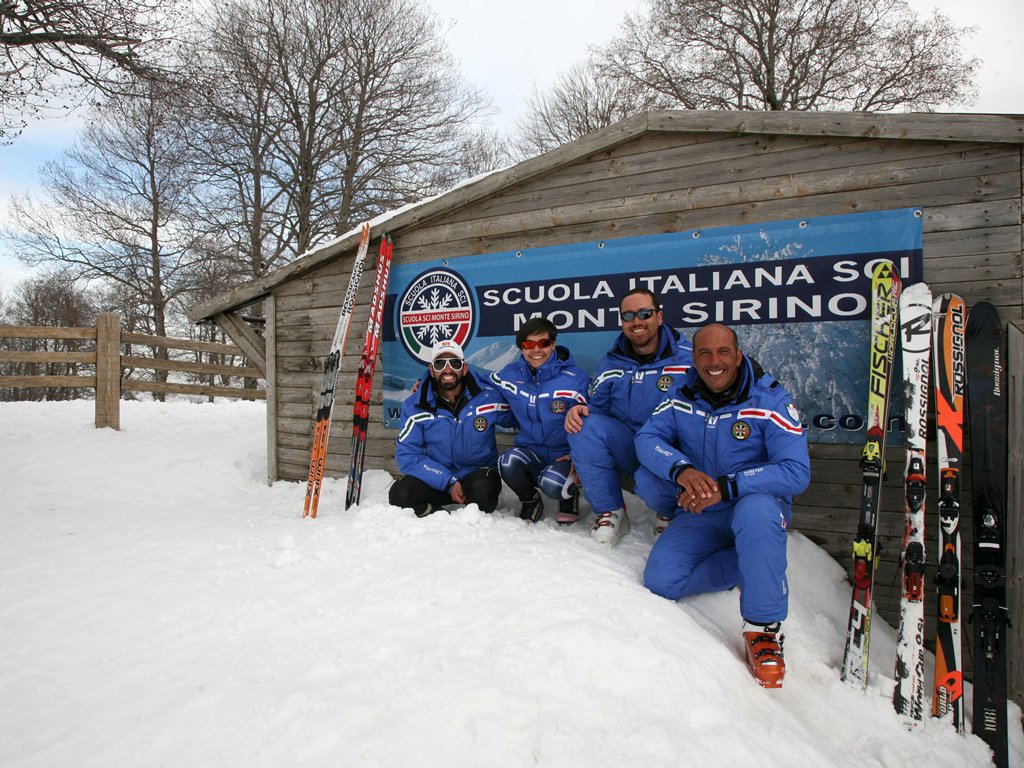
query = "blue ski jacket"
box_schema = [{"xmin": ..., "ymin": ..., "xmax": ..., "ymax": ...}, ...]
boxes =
[
  {"xmin": 394, "ymin": 369, "xmax": 514, "ymax": 492},
  {"xmin": 589, "ymin": 325, "xmax": 694, "ymax": 432},
  {"xmin": 635, "ymin": 356, "xmax": 810, "ymax": 505},
  {"xmin": 490, "ymin": 346, "xmax": 590, "ymax": 464}
]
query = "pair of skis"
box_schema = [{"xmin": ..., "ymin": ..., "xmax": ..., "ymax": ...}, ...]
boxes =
[
  {"xmin": 911, "ymin": 294, "xmax": 1008, "ymax": 766},
  {"xmin": 302, "ymin": 226, "xmax": 392, "ymax": 518},
  {"xmin": 840, "ymin": 263, "xmax": 1009, "ymax": 765},
  {"xmin": 840, "ymin": 260, "xmax": 901, "ymax": 689}
]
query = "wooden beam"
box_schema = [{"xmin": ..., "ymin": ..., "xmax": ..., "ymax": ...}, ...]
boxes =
[
  {"xmin": 0, "ymin": 375, "xmax": 97, "ymax": 387},
  {"xmin": 646, "ymin": 110, "xmax": 1024, "ymax": 144},
  {"xmin": 121, "ymin": 380, "xmax": 266, "ymax": 400},
  {"xmin": 211, "ymin": 311, "xmax": 267, "ymax": 376},
  {"xmin": 265, "ymin": 294, "xmax": 279, "ymax": 485},
  {"xmin": 0, "ymin": 324, "xmax": 96, "ymax": 340},
  {"xmin": 95, "ymin": 312, "xmax": 121, "ymax": 430}
]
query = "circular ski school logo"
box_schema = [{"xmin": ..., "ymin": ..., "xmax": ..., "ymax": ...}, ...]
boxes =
[{"xmin": 397, "ymin": 268, "xmax": 475, "ymax": 363}]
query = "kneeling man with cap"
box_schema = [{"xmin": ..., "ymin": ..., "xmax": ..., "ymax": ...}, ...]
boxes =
[{"xmin": 389, "ymin": 339, "xmax": 514, "ymax": 517}]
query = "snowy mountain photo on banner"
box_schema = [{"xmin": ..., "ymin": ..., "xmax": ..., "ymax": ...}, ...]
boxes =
[{"xmin": 1, "ymin": 400, "xmax": 1021, "ymax": 767}]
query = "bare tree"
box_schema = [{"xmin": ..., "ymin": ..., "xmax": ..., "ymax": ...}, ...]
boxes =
[
  {"xmin": 516, "ymin": 0, "xmax": 980, "ymax": 153},
  {"xmin": 440, "ymin": 126, "xmax": 515, "ymax": 181},
  {"xmin": 515, "ymin": 60, "xmax": 672, "ymax": 156},
  {"xmin": 1, "ymin": 78, "xmax": 206, "ymax": 340},
  {"xmin": 0, "ymin": 270, "xmax": 97, "ymax": 401},
  {"xmin": 596, "ymin": 0, "xmax": 979, "ymax": 112},
  {"xmin": 0, "ymin": 0, "xmax": 179, "ymax": 140},
  {"xmin": 181, "ymin": 0, "xmax": 492, "ymax": 280}
]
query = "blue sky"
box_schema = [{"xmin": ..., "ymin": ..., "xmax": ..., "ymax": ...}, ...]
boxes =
[{"xmin": 2, "ymin": 0, "xmax": 1022, "ymax": 288}]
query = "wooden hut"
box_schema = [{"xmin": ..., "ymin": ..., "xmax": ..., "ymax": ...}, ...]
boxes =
[{"xmin": 189, "ymin": 110, "xmax": 1023, "ymax": 707}]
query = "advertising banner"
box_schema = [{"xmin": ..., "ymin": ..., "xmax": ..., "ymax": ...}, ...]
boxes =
[{"xmin": 382, "ymin": 208, "xmax": 924, "ymax": 443}]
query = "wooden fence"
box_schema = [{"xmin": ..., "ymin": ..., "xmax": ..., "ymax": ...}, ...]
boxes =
[{"xmin": 0, "ymin": 312, "xmax": 265, "ymax": 429}]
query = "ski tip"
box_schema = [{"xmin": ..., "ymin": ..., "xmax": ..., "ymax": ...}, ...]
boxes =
[{"xmin": 902, "ymin": 282, "xmax": 932, "ymax": 300}]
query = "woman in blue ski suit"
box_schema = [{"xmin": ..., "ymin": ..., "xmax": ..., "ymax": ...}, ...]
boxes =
[
  {"xmin": 635, "ymin": 325, "xmax": 810, "ymax": 627},
  {"xmin": 390, "ymin": 340, "xmax": 514, "ymax": 517},
  {"xmin": 490, "ymin": 317, "xmax": 590, "ymax": 524}
]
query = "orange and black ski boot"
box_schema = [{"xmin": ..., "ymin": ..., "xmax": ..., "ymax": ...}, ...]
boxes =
[{"xmin": 743, "ymin": 622, "xmax": 785, "ymax": 689}]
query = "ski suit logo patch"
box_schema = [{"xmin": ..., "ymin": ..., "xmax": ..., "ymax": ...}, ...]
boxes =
[
  {"xmin": 732, "ymin": 420, "xmax": 751, "ymax": 440},
  {"xmin": 473, "ymin": 416, "xmax": 488, "ymax": 432},
  {"xmin": 656, "ymin": 374, "xmax": 673, "ymax": 392},
  {"xmin": 550, "ymin": 399, "xmax": 567, "ymax": 414}
]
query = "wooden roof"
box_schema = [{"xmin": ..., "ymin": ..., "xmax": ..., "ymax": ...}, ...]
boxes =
[{"xmin": 188, "ymin": 109, "xmax": 1024, "ymax": 322}]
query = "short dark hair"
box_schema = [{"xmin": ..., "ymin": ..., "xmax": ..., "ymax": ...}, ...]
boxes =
[
  {"xmin": 515, "ymin": 317, "xmax": 558, "ymax": 347},
  {"xmin": 620, "ymin": 287, "xmax": 660, "ymax": 312}
]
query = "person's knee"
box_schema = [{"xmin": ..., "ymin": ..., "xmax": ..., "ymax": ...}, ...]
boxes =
[
  {"xmin": 539, "ymin": 462, "xmax": 573, "ymax": 499},
  {"xmin": 643, "ymin": 550, "xmax": 688, "ymax": 600},
  {"xmin": 634, "ymin": 467, "xmax": 678, "ymax": 514},
  {"xmin": 732, "ymin": 493, "xmax": 788, "ymax": 532},
  {"xmin": 465, "ymin": 467, "xmax": 502, "ymax": 512},
  {"xmin": 388, "ymin": 477, "xmax": 415, "ymax": 507}
]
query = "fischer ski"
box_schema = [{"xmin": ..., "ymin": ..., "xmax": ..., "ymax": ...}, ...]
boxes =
[
  {"xmin": 892, "ymin": 282, "xmax": 932, "ymax": 724},
  {"xmin": 345, "ymin": 234, "xmax": 393, "ymax": 510},
  {"xmin": 841, "ymin": 260, "xmax": 901, "ymax": 689},
  {"xmin": 931, "ymin": 292, "xmax": 966, "ymax": 732},
  {"xmin": 966, "ymin": 301, "xmax": 1009, "ymax": 767},
  {"xmin": 303, "ymin": 223, "xmax": 372, "ymax": 519}
]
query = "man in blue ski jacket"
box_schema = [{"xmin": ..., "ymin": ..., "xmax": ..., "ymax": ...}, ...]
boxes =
[
  {"xmin": 635, "ymin": 323, "xmax": 810, "ymax": 688},
  {"xmin": 565, "ymin": 288, "xmax": 693, "ymax": 545},
  {"xmin": 491, "ymin": 317, "xmax": 590, "ymax": 525},
  {"xmin": 389, "ymin": 340, "xmax": 514, "ymax": 517}
]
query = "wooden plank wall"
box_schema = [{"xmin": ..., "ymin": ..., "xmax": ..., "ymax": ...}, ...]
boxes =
[{"xmin": 271, "ymin": 130, "xmax": 1022, "ymax": 685}]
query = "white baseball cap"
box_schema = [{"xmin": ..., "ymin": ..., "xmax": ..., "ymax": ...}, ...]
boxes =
[{"xmin": 430, "ymin": 339, "xmax": 464, "ymax": 362}]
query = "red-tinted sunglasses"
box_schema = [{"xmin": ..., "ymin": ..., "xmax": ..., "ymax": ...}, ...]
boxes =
[{"xmin": 520, "ymin": 338, "xmax": 554, "ymax": 350}]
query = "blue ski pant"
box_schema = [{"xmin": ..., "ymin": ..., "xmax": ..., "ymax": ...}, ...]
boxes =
[
  {"xmin": 498, "ymin": 447, "xmax": 576, "ymax": 502},
  {"xmin": 637, "ymin": 466, "xmax": 790, "ymax": 624},
  {"xmin": 565, "ymin": 413, "xmax": 638, "ymax": 513}
]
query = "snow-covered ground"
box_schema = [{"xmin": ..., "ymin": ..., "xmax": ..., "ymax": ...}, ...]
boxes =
[{"xmin": 1, "ymin": 400, "xmax": 1020, "ymax": 767}]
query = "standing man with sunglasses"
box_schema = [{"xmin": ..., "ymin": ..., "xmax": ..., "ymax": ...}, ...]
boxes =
[
  {"xmin": 565, "ymin": 288, "xmax": 693, "ymax": 544},
  {"xmin": 389, "ymin": 339, "xmax": 514, "ymax": 517},
  {"xmin": 490, "ymin": 317, "xmax": 590, "ymax": 524}
]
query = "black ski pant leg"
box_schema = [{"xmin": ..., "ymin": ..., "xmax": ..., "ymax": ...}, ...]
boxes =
[
  {"xmin": 388, "ymin": 474, "xmax": 452, "ymax": 516},
  {"xmin": 460, "ymin": 466, "xmax": 502, "ymax": 513}
]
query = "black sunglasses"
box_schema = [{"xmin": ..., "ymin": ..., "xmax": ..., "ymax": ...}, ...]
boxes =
[
  {"xmin": 431, "ymin": 357, "xmax": 464, "ymax": 372},
  {"xmin": 621, "ymin": 308, "xmax": 657, "ymax": 322}
]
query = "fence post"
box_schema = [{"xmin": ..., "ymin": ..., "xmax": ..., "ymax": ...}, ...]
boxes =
[{"xmin": 95, "ymin": 312, "xmax": 121, "ymax": 429}]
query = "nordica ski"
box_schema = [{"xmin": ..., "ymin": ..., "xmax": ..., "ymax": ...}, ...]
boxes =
[
  {"xmin": 892, "ymin": 282, "xmax": 932, "ymax": 724},
  {"xmin": 345, "ymin": 234, "xmax": 393, "ymax": 509},
  {"xmin": 966, "ymin": 301, "xmax": 1009, "ymax": 768},
  {"xmin": 931, "ymin": 292, "xmax": 966, "ymax": 732},
  {"xmin": 841, "ymin": 260, "xmax": 901, "ymax": 689},
  {"xmin": 303, "ymin": 223, "xmax": 372, "ymax": 519}
]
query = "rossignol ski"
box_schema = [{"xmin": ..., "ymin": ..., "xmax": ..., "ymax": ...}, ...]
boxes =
[
  {"xmin": 303, "ymin": 223, "xmax": 372, "ymax": 519},
  {"xmin": 841, "ymin": 260, "xmax": 901, "ymax": 689},
  {"xmin": 931, "ymin": 292, "xmax": 966, "ymax": 732},
  {"xmin": 345, "ymin": 234, "xmax": 393, "ymax": 510},
  {"xmin": 892, "ymin": 282, "xmax": 932, "ymax": 724},
  {"xmin": 966, "ymin": 301, "xmax": 1009, "ymax": 768}
]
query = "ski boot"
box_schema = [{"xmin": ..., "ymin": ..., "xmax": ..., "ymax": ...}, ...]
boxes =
[
  {"xmin": 556, "ymin": 489, "xmax": 580, "ymax": 525},
  {"xmin": 591, "ymin": 507, "xmax": 630, "ymax": 545},
  {"xmin": 743, "ymin": 621, "xmax": 785, "ymax": 689},
  {"xmin": 519, "ymin": 494, "xmax": 543, "ymax": 523}
]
